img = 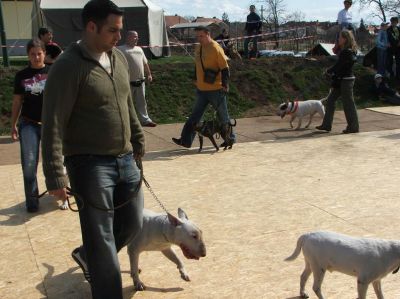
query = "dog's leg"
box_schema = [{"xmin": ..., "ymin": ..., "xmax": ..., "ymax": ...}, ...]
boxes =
[
  {"xmin": 289, "ymin": 115, "xmax": 295, "ymax": 128},
  {"xmin": 128, "ymin": 249, "xmax": 145, "ymax": 291},
  {"xmin": 311, "ymin": 266, "xmax": 326, "ymax": 299},
  {"xmin": 60, "ymin": 199, "xmax": 68, "ymax": 210},
  {"xmin": 305, "ymin": 112, "xmax": 316, "ymax": 129},
  {"xmin": 357, "ymin": 278, "xmax": 369, "ymax": 299},
  {"xmin": 295, "ymin": 117, "xmax": 302, "ymax": 130},
  {"xmin": 300, "ymin": 261, "xmax": 311, "ymax": 298},
  {"xmin": 372, "ymin": 280, "xmax": 384, "ymax": 299},
  {"xmin": 161, "ymin": 247, "xmax": 190, "ymax": 282},
  {"xmin": 198, "ymin": 135, "xmax": 203, "ymax": 153},
  {"xmin": 208, "ymin": 135, "xmax": 219, "ymax": 151}
]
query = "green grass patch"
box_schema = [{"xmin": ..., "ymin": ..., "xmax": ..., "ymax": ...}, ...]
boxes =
[{"xmin": 0, "ymin": 56, "xmax": 389, "ymax": 135}]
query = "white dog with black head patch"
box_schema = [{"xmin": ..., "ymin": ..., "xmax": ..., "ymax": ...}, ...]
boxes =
[{"xmin": 277, "ymin": 98, "xmax": 326, "ymax": 130}]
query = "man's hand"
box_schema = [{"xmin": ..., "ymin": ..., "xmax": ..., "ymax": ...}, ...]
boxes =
[
  {"xmin": 11, "ymin": 126, "xmax": 18, "ymax": 141},
  {"xmin": 222, "ymin": 85, "xmax": 229, "ymax": 93},
  {"xmin": 147, "ymin": 74, "xmax": 153, "ymax": 83},
  {"xmin": 49, "ymin": 188, "xmax": 69, "ymax": 201}
]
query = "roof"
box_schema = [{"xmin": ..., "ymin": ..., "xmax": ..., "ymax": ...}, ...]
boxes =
[
  {"xmin": 307, "ymin": 43, "xmax": 336, "ymax": 56},
  {"xmin": 194, "ymin": 17, "xmax": 223, "ymax": 23},
  {"xmin": 165, "ymin": 15, "xmax": 189, "ymax": 28},
  {"xmin": 170, "ymin": 22, "xmax": 217, "ymax": 30}
]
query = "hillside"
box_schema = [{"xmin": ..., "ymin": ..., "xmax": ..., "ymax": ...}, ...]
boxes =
[{"xmin": 0, "ymin": 56, "xmax": 383, "ymax": 134}]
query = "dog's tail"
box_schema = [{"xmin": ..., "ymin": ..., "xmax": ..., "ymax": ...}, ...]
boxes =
[
  {"xmin": 320, "ymin": 89, "xmax": 332, "ymax": 103},
  {"xmin": 229, "ymin": 119, "xmax": 237, "ymax": 127},
  {"xmin": 284, "ymin": 234, "xmax": 305, "ymax": 262}
]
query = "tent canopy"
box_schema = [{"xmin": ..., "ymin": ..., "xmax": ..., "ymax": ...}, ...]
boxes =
[{"xmin": 32, "ymin": 0, "xmax": 169, "ymax": 58}]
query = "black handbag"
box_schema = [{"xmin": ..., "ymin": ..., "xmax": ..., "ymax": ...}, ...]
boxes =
[{"xmin": 200, "ymin": 46, "xmax": 219, "ymax": 84}]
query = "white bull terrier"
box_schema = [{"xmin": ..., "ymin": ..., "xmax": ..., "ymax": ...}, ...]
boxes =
[
  {"xmin": 277, "ymin": 98, "xmax": 326, "ymax": 130},
  {"xmin": 285, "ymin": 231, "xmax": 400, "ymax": 299},
  {"xmin": 127, "ymin": 208, "xmax": 206, "ymax": 291}
]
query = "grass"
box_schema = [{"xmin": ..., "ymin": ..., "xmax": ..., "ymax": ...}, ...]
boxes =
[{"xmin": 0, "ymin": 55, "xmax": 388, "ymax": 135}]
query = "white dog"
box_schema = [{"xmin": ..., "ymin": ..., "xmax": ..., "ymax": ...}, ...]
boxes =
[
  {"xmin": 277, "ymin": 98, "xmax": 326, "ymax": 130},
  {"xmin": 285, "ymin": 231, "xmax": 400, "ymax": 299},
  {"xmin": 127, "ymin": 208, "xmax": 206, "ymax": 291}
]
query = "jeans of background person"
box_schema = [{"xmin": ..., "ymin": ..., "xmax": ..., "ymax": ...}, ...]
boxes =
[
  {"xmin": 243, "ymin": 35, "xmax": 259, "ymax": 58},
  {"xmin": 180, "ymin": 89, "xmax": 235, "ymax": 147},
  {"xmin": 386, "ymin": 47, "xmax": 400, "ymax": 78},
  {"xmin": 130, "ymin": 82, "xmax": 152, "ymax": 125},
  {"xmin": 65, "ymin": 153, "xmax": 143, "ymax": 299},
  {"xmin": 320, "ymin": 79, "xmax": 359, "ymax": 132},
  {"xmin": 18, "ymin": 119, "xmax": 41, "ymax": 211},
  {"xmin": 377, "ymin": 48, "xmax": 387, "ymax": 76}
]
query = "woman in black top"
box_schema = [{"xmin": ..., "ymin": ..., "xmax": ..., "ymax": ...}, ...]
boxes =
[
  {"xmin": 11, "ymin": 39, "xmax": 49, "ymax": 212},
  {"xmin": 316, "ymin": 29, "xmax": 359, "ymax": 134}
]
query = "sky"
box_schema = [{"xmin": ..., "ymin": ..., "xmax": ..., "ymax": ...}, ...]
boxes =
[{"xmin": 150, "ymin": 0, "xmax": 381, "ymax": 25}]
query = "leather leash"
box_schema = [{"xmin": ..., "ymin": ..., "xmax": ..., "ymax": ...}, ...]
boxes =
[{"xmin": 36, "ymin": 158, "xmax": 169, "ymax": 214}]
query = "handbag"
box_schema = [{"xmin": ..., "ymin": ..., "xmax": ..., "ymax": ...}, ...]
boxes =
[{"xmin": 200, "ymin": 46, "xmax": 219, "ymax": 84}]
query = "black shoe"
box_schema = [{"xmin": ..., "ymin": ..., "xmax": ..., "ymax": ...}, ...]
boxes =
[
  {"xmin": 27, "ymin": 206, "xmax": 39, "ymax": 213},
  {"xmin": 315, "ymin": 125, "xmax": 331, "ymax": 132},
  {"xmin": 342, "ymin": 129, "xmax": 359, "ymax": 134},
  {"xmin": 142, "ymin": 121, "xmax": 157, "ymax": 127},
  {"xmin": 172, "ymin": 137, "xmax": 190, "ymax": 148},
  {"xmin": 72, "ymin": 247, "xmax": 91, "ymax": 282},
  {"xmin": 220, "ymin": 140, "xmax": 236, "ymax": 148}
]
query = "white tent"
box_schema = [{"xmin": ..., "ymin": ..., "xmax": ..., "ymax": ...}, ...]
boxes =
[{"xmin": 32, "ymin": 0, "xmax": 170, "ymax": 57}]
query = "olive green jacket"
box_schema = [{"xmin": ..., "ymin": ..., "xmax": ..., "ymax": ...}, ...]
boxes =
[{"xmin": 41, "ymin": 42, "xmax": 145, "ymax": 190}]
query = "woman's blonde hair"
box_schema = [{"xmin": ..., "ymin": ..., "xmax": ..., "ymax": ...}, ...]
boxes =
[{"xmin": 340, "ymin": 29, "xmax": 358, "ymax": 52}]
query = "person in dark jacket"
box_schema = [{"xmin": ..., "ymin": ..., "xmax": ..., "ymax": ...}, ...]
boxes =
[
  {"xmin": 316, "ymin": 29, "xmax": 359, "ymax": 134},
  {"xmin": 244, "ymin": 5, "xmax": 262, "ymax": 59},
  {"xmin": 386, "ymin": 17, "xmax": 400, "ymax": 78},
  {"xmin": 373, "ymin": 73, "xmax": 400, "ymax": 104}
]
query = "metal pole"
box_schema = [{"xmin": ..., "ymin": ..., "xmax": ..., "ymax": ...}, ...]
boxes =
[{"xmin": 0, "ymin": 0, "xmax": 10, "ymax": 67}]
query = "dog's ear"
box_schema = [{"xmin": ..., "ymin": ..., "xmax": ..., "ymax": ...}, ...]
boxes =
[
  {"xmin": 393, "ymin": 266, "xmax": 399, "ymax": 274},
  {"xmin": 178, "ymin": 208, "xmax": 189, "ymax": 220},
  {"xmin": 167, "ymin": 213, "xmax": 183, "ymax": 226}
]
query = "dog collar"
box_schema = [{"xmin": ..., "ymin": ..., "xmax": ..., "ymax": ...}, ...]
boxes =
[{"xmin": 287, "ymin": 101, "xmax": 299, "ymax": 115}]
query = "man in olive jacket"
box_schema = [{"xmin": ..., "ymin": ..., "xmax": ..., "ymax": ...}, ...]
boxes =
[{"xmin": 41, "ymin": 1, "xmax": 145, "ymax": 298}]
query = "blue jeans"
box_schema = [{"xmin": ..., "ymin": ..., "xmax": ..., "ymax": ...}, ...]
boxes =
[
  {"xmin": 180, "ymin": 89, "xmax": 235, "ymax": 147},
  {"xmin": 18, "ymin": 119, "xmax": 41, "ymax": 210},
  {"xmin": 377, "ymin": 48, "xmax": 387, "ymax": 76},
  {"xmin": 65, "ymin": 153, "xmax": 144, "ymax": 299}
]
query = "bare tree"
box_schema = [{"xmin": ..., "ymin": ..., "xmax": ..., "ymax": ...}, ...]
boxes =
[
  {"xmin": 285, "ymin": 11, "xmax": 305, "ymax": 23},
  {"xmin": 257, "ymin": 0, "xmax": 287, "ymax": 47},
  {"xmin": 184, "ymin": 15, "xmax": 196, "ymax": 22},
  {"xmin": 356, "ymin": 0, "xmax": 390, "ymax": 21},
  {"xmin": 386, "ymin": 0, "xmax": 400, "ymax": 15},
  {"xmin": 222, "ymin": 12, "xmax": 230, "ymax": 24}
]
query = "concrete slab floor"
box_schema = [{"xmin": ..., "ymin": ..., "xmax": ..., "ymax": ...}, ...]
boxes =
[{"xmin": 1, "ymin": 128, "xmax": 400, "ymax": 298}]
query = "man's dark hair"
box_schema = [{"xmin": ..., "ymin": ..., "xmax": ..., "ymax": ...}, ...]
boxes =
[
  {"xmin": 82, "ymin": 0, "xmax": 124, "ymax": 30},
  {"xmin": 390, "ymin": 17, "xmax": 398, "ymax": 23},
  {"xmin": 194, "ymin": 26, "xmax": 210, "ymax": 33},
  {"xmin": 27, "ymin": 38, "xmax": 46, "ymax": 54},
  {"xmin": 38, "ymin": 27, "xmax": 51, "ymax": 38}
]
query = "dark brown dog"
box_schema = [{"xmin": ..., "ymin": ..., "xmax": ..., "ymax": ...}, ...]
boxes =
[{"xmin": 193, "ymin": 119, "xmax": 236, "ymax": 152}]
